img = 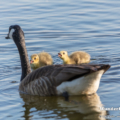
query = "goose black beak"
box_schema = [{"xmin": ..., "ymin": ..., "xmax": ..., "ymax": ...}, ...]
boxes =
[{"xmin": 5, "ymin": 34, "xmax": 10, "ymax": 39}]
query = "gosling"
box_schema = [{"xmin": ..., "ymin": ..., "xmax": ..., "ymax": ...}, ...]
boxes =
[
  {"xmin": 30, "ymin": 52, "xmax": 53, "ymax": 70},
  {"xmin": 58, "ymin": 51, "xmax": 90, "ymax": 65}
]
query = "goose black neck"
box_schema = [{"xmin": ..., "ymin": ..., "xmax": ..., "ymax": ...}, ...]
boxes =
[{"xmin": 14, "ymin": 37, "xmax": 31, "ymax": 81}]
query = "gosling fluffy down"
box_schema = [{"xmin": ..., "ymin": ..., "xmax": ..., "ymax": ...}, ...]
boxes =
[
  {"xmin": 30, "ymin": 52, "xmax": 53, "ymax": 70},
  {"xmin": 58, "ymin": 51, "xmax": 90, "ymax": 65}
]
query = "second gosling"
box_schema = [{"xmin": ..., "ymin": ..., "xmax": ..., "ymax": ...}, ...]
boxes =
[
  {"xmin": 30, "ymin": 52, "xmax": 53, "ymax": 70},
  {"xmin": 58, "ymin": 51, "xmax": 90, "ymax": 65}
]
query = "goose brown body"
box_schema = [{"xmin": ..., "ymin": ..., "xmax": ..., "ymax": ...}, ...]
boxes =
[
  {"xmin": 5, "ymin": 25, "xmax": 110, "ymax": 96},
  {"xmin": 19, "ymin": 64, "xmax": 110, "ymax": 96}
]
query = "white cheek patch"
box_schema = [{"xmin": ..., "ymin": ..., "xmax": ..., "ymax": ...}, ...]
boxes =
[{"xmin": 9, "ymin": 29, "xmax": 15, "ymax": 39}]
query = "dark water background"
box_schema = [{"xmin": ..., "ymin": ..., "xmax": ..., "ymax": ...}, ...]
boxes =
[{"xmin": 0, "ymin": 0, "xmax": 120, "ymax": 120}]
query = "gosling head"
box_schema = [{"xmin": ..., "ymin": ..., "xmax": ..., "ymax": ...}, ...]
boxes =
[
  {"xmin": 5, "ymin": 25, "xmax": 24, "ymax": 44},
  {"xmin": 30, "ymin": 54, "xmax": 39, "ymax": 65},
  {"xmin": 58, "ymin": 51, "xmax": 68, "ymax": 60}
]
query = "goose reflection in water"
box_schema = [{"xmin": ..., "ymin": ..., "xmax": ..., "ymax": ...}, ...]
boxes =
[{"xmin": 20, "ymin": 93, "xmax": 108, "ymax": 120}]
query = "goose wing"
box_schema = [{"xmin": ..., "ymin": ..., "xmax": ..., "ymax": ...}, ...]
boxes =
[{"xmin": 19, "ymin": 64, "xmax": 110, "ymax": 96}]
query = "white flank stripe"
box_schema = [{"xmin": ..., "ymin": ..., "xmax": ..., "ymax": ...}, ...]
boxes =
[{"xmin": 56, "ymin": 70, "xmax": 104, "ymax": 95}]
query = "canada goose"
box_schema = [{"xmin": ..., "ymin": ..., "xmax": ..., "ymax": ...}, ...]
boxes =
[
  {"xmin": 5, "ymin": 25, "xmax": 110, "ymax": 96},
  {"xmin": 30, "ymin": 52, "xmax": 53, "ymax": 70},
  {"xmin": 58, "ymin": 51, "xmax": 90, "ymax": 64}
]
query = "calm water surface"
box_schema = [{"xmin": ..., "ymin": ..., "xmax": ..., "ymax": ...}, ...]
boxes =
[{"xmin": 0, "ymin": 0, "xmax": 120, "ymax": 120}]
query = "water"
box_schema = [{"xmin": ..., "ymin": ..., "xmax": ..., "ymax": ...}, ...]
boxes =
[{"xmin": 0, "ymin": 0, "xmax": 120, "ymax": 120}]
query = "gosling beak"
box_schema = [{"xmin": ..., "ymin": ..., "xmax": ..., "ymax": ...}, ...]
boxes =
[
  {"xmin": 30, "ymin": 60, "xmax": 34, "ymax": 64},
  {"xmin": 58, "ymin": 53, "xmax": 62, "ymax": 57},
  {"xmin": 5, "ymin": 34, "xmax": 10, "ymax": 39}
]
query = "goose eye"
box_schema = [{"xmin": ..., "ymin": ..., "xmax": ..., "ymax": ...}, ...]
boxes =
[
  {"xmin": 63, "ymin": 52, "xmax": 65, "ymax": 54},
  {"xmin": 34, "ymin": 58, "xmax": 36, "ymax": 60}
]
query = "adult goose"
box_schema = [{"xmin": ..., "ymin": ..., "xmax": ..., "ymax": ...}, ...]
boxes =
[{"xmin": 5, "ymin": 25, "xmax": 110, "ymax": 96}]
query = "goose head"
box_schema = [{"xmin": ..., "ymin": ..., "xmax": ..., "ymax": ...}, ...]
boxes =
[
  {"xmin": 58, "ymin": 51, "xmax": 68, "ymax": 60},
  {"xmin": 6, "ymin": 25, "xmax": 24, "ymax": 43}
]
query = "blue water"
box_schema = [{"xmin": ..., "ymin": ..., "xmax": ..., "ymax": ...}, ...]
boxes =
[{"xmin": 0, "ymin": 0, "xmax": 120, "ymax": 120}]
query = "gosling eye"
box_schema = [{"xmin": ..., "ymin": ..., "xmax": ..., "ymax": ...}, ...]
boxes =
[
  {"xmin": 63, "ymin": 52, "xmax": 65, "ymax": 54},
  {"xmin": 34, "ymin": 58, "xmax": 36, "ymax": 60}
]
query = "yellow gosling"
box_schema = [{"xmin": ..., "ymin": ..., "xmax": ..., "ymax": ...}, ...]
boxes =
[
  {"xmin": 30, "ymin": 52, "xmax": 53, "ymax": 70},
  {"xmin": 58, "ymin": 51, "xmax": 90, "ymax": 65},
  {"xmin": 58, "ymin": 51, "xmax": 76, "ymax": 64}
]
